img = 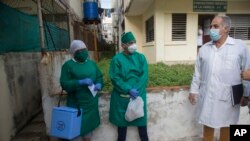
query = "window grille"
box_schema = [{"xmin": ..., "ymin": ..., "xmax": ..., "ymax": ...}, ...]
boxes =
[
  {"xmin": 145, "ymin": 16, "xmax": 154, "ymax": 42},
  {"xmin": 172, "ymin": 14, "xmax": 186, "ymax": 41},
  {"xmin": 228, "ymin": 15, "xmax": 250, "ymax": 40}
]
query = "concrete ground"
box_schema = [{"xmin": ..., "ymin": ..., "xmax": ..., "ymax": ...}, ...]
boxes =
[
  {"xmin": 11, "ymin": 111, "xmax": 203, "ymax": 141},
  {"xmin": 11, "ymin": 111, "xmax": 49, "ymax": 141}
]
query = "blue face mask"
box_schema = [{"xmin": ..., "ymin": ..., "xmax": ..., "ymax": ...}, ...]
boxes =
[{"xmin": 209, "ymin": 29, "xmax": 221, "ymax": 41}]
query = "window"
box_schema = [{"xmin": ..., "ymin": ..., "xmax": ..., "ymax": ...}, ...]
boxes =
[
  {"xmin": 145, "ymin": 16, "xmax": 154, "ymax": 42},
  {"xmin": 228, "ymin": 15, "xmax": 250, "ymax": 40},
  {"xmin": 172, "ymin": 14, "xmax": 186, "ymax": 41},
  {"xmin": 103, "ymin": 25, "xmax": 107, "ymax": 31}
]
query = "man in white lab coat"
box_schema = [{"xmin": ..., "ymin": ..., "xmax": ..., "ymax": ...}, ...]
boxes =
[{"xmin": 189, "ymin": 15, "xmax": 250, "ymax": 141}]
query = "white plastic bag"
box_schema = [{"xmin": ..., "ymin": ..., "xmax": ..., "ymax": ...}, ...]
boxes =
[{"xmin": 125, "ymin": 96, "xmax": 144, "ymax": 122}]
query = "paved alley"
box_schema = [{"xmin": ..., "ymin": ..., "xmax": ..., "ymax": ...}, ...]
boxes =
[{"xmin": 11, "ymin": 111, "xmax": 49, "ymax": 141}]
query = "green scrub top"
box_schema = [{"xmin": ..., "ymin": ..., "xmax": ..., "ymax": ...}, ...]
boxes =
[
  {"xmin": 60, "ymin": 58, "xmax": 103, "ymax": 136},
  {"xmin": 109, "ymin": 52, "xmax": 148, "ymax": 126}
]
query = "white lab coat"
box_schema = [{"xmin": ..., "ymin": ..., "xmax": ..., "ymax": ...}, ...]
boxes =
[{"xmin": 190, "ymin": 36, "xmax": 250, "ymax": 128}]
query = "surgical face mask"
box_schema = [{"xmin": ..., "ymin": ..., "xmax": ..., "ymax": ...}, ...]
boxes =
[
  {"xmin": 209, "ymin": 28, "xmax": 221, "ymax": 41},
  {"xmin": 128, "ymin": 43, "xmax": 137, "ymax": 53},
  {"xmin": 74, "ymin": 50, "xmax": 88, "ymax": 62}
]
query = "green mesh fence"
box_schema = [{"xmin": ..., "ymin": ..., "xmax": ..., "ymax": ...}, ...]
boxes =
[
  {"xmin": 43, "ymin": 21, "xmax": 70, "ymax": 51},
  {"xmin": 0, "ymin": 2, "xmax": 69, "ymax": 53}
]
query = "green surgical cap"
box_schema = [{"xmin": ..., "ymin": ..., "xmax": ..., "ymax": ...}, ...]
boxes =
[{"xmin": 121, "ymin": 32, "xmax": 136, "ymax": 44}]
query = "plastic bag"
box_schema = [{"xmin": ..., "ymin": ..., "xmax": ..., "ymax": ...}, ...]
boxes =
[{"xmin": 125, "ymin": 96, "xmax": 144, "ymax": 122}]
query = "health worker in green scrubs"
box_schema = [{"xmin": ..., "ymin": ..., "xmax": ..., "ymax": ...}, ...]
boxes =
[
  {"xmin": 60, "ymin": 40, "xmax": 103, "ymax": 141},
  {"xmin": 109, "ymin": 32, "xmax": 149, "ymax": 141}
]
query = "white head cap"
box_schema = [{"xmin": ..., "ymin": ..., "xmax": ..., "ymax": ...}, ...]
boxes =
[{"xmin": 69, "ymin": 40, "xmax": 87, "ymax": 54}]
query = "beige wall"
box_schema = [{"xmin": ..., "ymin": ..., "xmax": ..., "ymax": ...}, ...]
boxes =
[
  {"xmin": 69, "ymin": 0, "xmax": 83, "ymax": 19},
  {"xmin": 142, "ymin": 44, "xmax": 156, "ymax": 64},
  {"xmin": 0, "ymin": 56, "xmax": 14, "ymax": 141},
  {"xmin": 124, "ymin": 0, "xmax": 250, "ymax": 64},
  {"xmin": 141, "ymin": 2, "xmax": 156, "ymax": 64},
  {"xmin": 123, "ymin": 0, "xmax": 131, "ymax": 10},
  {"xmin": 164, "ymin": 13, "xmax": 198, "ymax": 63},
  {"xmin": 124, "ymin": 16, "xmax": 145, "ymax": 54},
  {"xmin": 0, "ymin": 53, "xmax": 42, "ymax": 141},
  {"xmin": 228, "ymin": 0, "xmax": 250, "ymax": 14}
]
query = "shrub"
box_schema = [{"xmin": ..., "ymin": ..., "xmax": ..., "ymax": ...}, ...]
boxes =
[
  {"xmin": 148, "ymin": 62, "xmax": 194, "ymax": 87},
  {"xmin": 97, "ymin": 59, "xmax": 194, "ymax": 92}
]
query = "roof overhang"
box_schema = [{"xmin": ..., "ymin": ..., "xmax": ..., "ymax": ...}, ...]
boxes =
[{"xmin": 125, "ymin": 0, "xmax": 153, "ymax": 16}]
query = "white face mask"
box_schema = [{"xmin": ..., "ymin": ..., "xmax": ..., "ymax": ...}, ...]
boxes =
[{"xmin": 128, "ymin": 43, "xmax": 137, "ymax": 53}]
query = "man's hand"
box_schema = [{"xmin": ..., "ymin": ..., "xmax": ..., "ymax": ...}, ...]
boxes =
[
  {"xmin": 242, "ymin": 69, "xmax": 250, "ymax": 80},
  {"xmin": 189, "ymin": 93, "xmax": 198, "ymax": 105},
  {"xmin": 240, "ymin": 96, "xmax": 249, "ymax": 107}
]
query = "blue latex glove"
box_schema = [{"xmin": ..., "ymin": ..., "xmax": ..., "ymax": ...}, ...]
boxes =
[
  {"xmin": 129, "ymin": 89, "xmax": 139, "ymax": 99},
  {"xmin": 78, "ymin": 78, "xmax": 93, "ymax": 86},
  {"xmin": 94, "ymin": 83, "xmax": 102, "ymax": 91}
]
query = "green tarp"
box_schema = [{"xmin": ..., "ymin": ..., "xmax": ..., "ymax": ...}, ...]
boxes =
[{"xmin": 0, "ymin": 2, "xmax": 69, "ymax": 53}]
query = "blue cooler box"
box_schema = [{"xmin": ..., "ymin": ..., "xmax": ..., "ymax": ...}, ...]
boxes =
[{"xmin": 50, "ymin": 106, "xmax": 82, "ymax": 139}]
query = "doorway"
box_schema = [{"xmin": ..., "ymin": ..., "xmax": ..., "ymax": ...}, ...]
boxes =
[{"xmin": 198, "ymin": 14, "xmax": 215, "ymax": 44}]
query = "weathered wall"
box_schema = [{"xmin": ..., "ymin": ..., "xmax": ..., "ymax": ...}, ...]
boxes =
[
  {"xmin": 0, "ymin": 55, "xmax": 14, "ymax": 141},
  {"xmin": 45, "ymin": 90, "xmax": 250, "ymax": 141},
  {"xmin": 39, "ymin": 53, "xmax": 250, "ymax": 141},
  {"xmin": 92, "ymin": 90, "xmax": 249, "ymax": 141},
  {"xmin": 39, "ymin": 51, "xmax": 71, "ymax": 135},
  {"xmin": 0, "ymin": 53, "xmax": 42, "ymax": 141}
]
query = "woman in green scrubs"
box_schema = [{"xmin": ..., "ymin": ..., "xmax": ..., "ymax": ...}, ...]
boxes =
[
  {"xmin": 60, "ymin": 40, "xmax": 103, "ymax": 141},
  {"xmin": 109, "ymin": 32, "xmax": 149, "ymax": 141}
]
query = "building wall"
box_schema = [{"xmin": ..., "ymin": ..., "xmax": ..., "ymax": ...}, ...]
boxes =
[
  {"xmin": 124, "ymin": 0, "xmax": 250, "ymax": 64},
  {"xmin": 69, "ymin": 0, "xmax": 83, "ymax": 19},
  {"xmin": 156, "ymin": 0, "xmax": 196, "ymax": 63},
  {"xmin": 0, "ymin": 56, "xmax": 14, "ymax": 141},
  {"xmin": 125, "ymin": 2, "xmax": 156, "ymax": 63},
  {"xmin": 163, "ymin": 13, "xmax": 198, "ymax": 63},
  {"xmin": 91, "ymin": 91, "xmax": 249, "ymax": 141},
  {"xmin": 0, "ymin": 53, "xmax": 42, "ymax": 141},
  {"xmin": 228, "ymin": 0, "xmax": 250, "ymax": 14},
  {"xmin": 154, "ymin": 1, "xmax": 165, "ymax": 62},
  {"xmin": 124, "ymin": 15, "xmax": 143, "ymax": 53},
  {"xmin": 125, "ymin": 14, "xmax": 158, "ymax": 64},
  {"xmin": 39, "ymin": 52, "xmax": 71, "ymax": 134}
]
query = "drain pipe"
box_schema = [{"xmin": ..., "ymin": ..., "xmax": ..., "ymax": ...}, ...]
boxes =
[
  {"xmin": 37, "ymin": 0, "xmax": 50, "ymax": 65},
  {"xmin": 37, "ymin": 0, "xmax": 45, "ymax": 53}
]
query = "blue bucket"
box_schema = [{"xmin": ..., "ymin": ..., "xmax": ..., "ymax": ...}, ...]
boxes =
[{"xmin": 83, "ymin": 2, "xmax": 98, "ymax": 20}]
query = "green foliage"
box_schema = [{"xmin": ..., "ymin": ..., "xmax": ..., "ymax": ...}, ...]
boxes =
[
  {"xmin": 97, "ymin": 59, "xmax": 194, "ymax": 92},
  {"xmin": 148, "ymin": 62, "xmax": 194, "ymax": 87},
  {"xmin": 97, "ymin": 58, "xmax": 113, "ymax": 92}
]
